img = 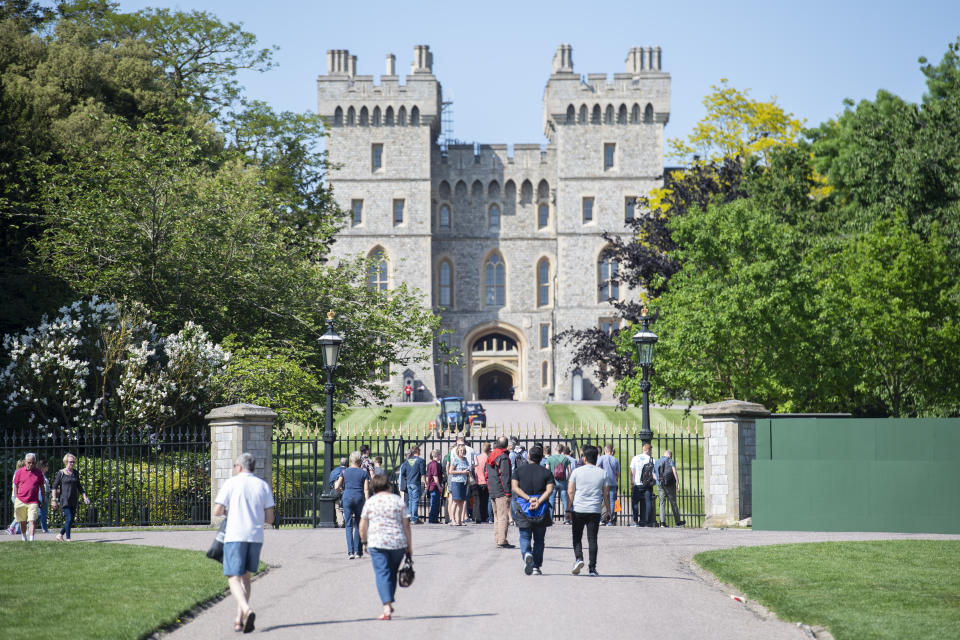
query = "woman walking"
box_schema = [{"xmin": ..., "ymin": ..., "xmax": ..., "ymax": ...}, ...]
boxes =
[
  {"xmin": 51, "ymin": 453, "xmax": 90, "ymax": 541},
  {"xmin": 447, "ymin": 443, "xmax": 471, "ymax": 526},
  {"xmin": 334, "ymin": 451, "xmax": 370, "ymax": 559},
  {"xmin": 359, "ymin": 474, "xmax": 413, "ymax": 620}
]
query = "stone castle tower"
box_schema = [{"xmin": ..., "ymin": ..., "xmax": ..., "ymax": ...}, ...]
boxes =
[{"xmin": 317, "ymin": 44, "xmax": 670, "ymax": 402}]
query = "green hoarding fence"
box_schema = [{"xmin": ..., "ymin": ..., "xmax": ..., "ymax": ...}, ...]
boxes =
[{"xmin": 753, "ymin": 418, "xmax": 960, "ymax": 534}]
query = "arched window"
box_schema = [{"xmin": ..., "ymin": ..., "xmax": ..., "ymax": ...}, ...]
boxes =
[
  {"xmin": 537, "ymin": 179, "xmax": 550, "ymax": 201},
  {"xmin": 488, "ymin": 180, "xmax": 500, "ymax": 200},
  {"xmin": 385, "ymin": 106, "xmax": 394, "ymax": 125},
  {"xmin": 489, "ymin": 204, "xmax": 500, "ymax": 230},
  {"xmin": 631, "ymin": 103, "xmax": 640, "ymax": 123},
  {"xmin": 411, "ymin": 106, "xmax": 420, "ymax": 125},
  {"xmin": 471, "ymin": 180, "xmax": 483, "ymax": 199},
  {"xmin": 599, "ymin": 252, "xmax": 620, "ymax": 301},
  {"xmin": 347, "ymin": 106, "xmax": 356, "ymax": 125},
  {"xmin": 398, "ymin": 106, "xmax": 407, "ymax": 125},
  {"xmin": 359, "ymin": 106, "xmax": 369, "ymax": 126},
  {"xmin": 372, "ymin": 106, "xmax": 381, "ymax": 126},
  {"xmin": 504, "ymin": 180, "xmax": 516, "ymax": 203},
  {"xmin": 566, "ymin": 105, "xmax": 576, "ymax": 124},
  {"xmin": 439, "ymin": 204, "xmax": 451, "ymax": 229},
  {"xmin": 368, "ymin": 250, "xmax": 388, "ymax": 292},
  {"xmin": 484, "ymin": 253, "xmax": 506, "ymax": 306},
  {"xmin": 617, "ymin": 104, "xmax": 627, "ymax": 124},
  {"xmin": 438, "ymin": 180, "xmax": 451, "ymax": 200},
  {"xmin": 520, "ymin": 179, "xmax": 533, "ymax": 204},
  {"xmin": 605, "ymin": 104, "xmax": 614, "ymax": 124},
  {"xmin": 538, "ymin": 203, "xmax": 549, "ymax": 229},
  {"xmin": 455, "ymin": 180, "xmax": 467, "ymax": 199},
  {"xmin": 579, "ymin": 104, "xmax": 588, "ymax": 124},
  {"xmin": 438, "ymin": 260, "xmax": 453, "ymax": 307},
  {"xmin": 644, "ymin": 103, "xmax": 654, "ymax": 124},
  {"xmin": 334, "ymin": 106, "xmax": 343, "ymax": 126},
  {"xmin": 591, "ymin": 104, "xmax": 601, "ymax": 124},
  {"xmin": 537, "ymin": 258, "xmax": 550, "ymax": 307}
]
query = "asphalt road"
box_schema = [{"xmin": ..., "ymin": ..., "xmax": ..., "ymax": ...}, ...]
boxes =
[{"xmin": 11, "ymin": 525, "xmax": 956, "ymax": 639}]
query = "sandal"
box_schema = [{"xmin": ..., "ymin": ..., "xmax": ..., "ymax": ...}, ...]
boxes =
[
  {"xmin": 233, "ymin": 622, "xmax": 243, "ymax": 633},
  {"xmin": 242, "ymin": 611, "xmax": 256, "ymax": 634},
  {"xmin": 377, "ymin": 613, "xmax": 392, "ymax": 620}
]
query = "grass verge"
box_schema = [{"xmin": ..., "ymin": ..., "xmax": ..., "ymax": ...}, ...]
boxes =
[
  {"xmin": 694, "ymin": 540, "xmax": 960, "ymax": 639},
  {"xmin": 544, "ymin": 404, "xmax": 701, "ymax": 433},
  {"xmin": 0, "ymin": 542, "xmax": 229, "ymax": 640}
]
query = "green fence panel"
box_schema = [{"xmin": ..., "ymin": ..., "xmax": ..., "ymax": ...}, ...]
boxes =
[{"xmin": 753, "ymin": 418, "xmax": 960, "ymax": 534}]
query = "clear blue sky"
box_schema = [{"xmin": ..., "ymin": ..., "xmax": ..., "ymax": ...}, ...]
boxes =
[{"xmin": 116, "ymin": 0, "xmax": 959, "ymax": 161}]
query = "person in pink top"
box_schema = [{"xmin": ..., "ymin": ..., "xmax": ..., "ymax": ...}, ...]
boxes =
[
  {"xmin": 12, "ymin": 453, "xmax": 44, "ymax": 541},
  {"xmin": 474, "ymin": 442, "xmax": 491, "ymax": 524}
]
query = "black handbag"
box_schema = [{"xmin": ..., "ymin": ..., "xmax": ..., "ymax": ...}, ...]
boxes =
[
  {"xmin": 398, "ymin": 553, "xmax": 415, "ymax": 588},
  {"xmin": 206, "ymin": 518, "xmax": 228, "ymax": 563}
]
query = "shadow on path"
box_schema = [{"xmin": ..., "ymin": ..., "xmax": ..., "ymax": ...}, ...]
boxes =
[{"xmin": 262, "ymin": 612, "xmax": 496, "ymax": 630}]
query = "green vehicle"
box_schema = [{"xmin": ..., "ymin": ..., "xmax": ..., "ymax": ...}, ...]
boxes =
[{"xmin": 436, "ymin": 396, "xmax": 468, "ymax": 437}]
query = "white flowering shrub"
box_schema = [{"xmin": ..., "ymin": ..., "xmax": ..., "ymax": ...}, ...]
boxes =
[{"xmin": 0, "ymin": 298, "xmax": 229, "ymax": 435}]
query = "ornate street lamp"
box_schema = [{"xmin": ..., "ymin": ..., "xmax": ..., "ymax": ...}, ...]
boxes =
[
  {"xmin": 632, "ymin": 306, "xmax": 658, "ymax": 446},
  {"xmin": 317, "ymin": 311, "xmax": 343, "ymax": 528}
]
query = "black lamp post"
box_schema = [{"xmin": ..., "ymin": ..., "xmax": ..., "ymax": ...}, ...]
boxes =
[
  {"xmin": 632, "ymin": 306, "xmax": 658, "ymax": 446},
  {"xmin": 317, "ymin": 311, "xmax": 343, "ymax": 528}
]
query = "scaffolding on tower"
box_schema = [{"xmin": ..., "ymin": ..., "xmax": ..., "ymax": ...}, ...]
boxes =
[{"xmin": 440, "ymin": 100, "xmax": 454, "ymax": 156}]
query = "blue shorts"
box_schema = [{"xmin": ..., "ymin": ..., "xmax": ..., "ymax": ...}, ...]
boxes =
[
  {"xmin": 223, "ymin": 542, "xmax": 263, "ymax": 576},
  {"xmin": 450, "ymin": 482, "xmax": 468, "ymax": 501}
]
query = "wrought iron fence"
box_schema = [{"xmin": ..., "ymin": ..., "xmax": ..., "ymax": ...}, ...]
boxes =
[
  {"xmin": 273, "ymin": 422, "xmax": 704, "ymax": 528},
  {"xmin": 1, "ymin": 427, "xmax": 211, "ymax": 528}
]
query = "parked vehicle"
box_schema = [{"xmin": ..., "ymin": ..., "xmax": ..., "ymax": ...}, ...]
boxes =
[
  {"xmin": 436, "ymin": 396, "xmax": 468, "ymax": 436},
  {"xmin": 465, "ymin": 402, "xmax": 486, "ymax": 428}
]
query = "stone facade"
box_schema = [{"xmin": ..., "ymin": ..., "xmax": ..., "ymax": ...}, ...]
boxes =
[
  {"xmin": 206, "ymin": 403, "xmax": 276, "ymax": 521},
  {"xmin": 317, "ymin": 44, "xmax": 670, "ymax": 401}
]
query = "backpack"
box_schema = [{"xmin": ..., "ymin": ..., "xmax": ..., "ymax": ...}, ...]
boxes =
[
  {"xmin": 639, "ymin": 459, "xmax": 655, "ymax": 488},
  {"xmin": 658, "ymin": 460, "xmax": 675, "ymax": 486},
  {"xmin": 552, "ymin": 459, "xmax": 567, "ymax": 481},
  {"xmin": 511, "ymin": 448, "xmax": 527, "ymax": 473}
]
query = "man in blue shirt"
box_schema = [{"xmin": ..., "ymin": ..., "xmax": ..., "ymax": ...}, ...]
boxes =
[
  {"xmin": 399, "ymin": 446, "xmax": 427, "ymax": 524},
  {"xmin": 597, "ymin": 444, "xmax": 620, "ymax": 526}
]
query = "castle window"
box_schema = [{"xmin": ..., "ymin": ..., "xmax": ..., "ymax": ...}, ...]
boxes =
[
  {"xmin": 540, "ymin": 323, "xmax": 550, "ymax": 349},
  {"xmin": 541, "ymin": 361, "xmax": 549, "ymax": 387},
  {"xmin": 537, "ymin": 179, "xmax": 550, "ymax": 201},
  {"xmin": 334, "ymin": 107, "xmax": 343, "ymax": 126},
  {"xmin": 566, "ymin": 105, "xmax": 576, "ymax": 124},
  {"xmin": 489, "ymin": 204, "xmax": 500, "ymax": 230},
  {"xmin": 537, "ymin": 258, "xmax": 550, "ymax": 307},
  {"xmin": 484, "ymin": 253, "xmax": 506, "ymax": 307},
  {"xmin": 582, "ymin": 197, "xmax": 594, "ymax": 223},
  {"xmin": 439, "ymin": 260, "xmax": 453, "ymax": 307},
  {"xmin": 371, "ymin": 144, "xmax": 383, "ymax": 171},
  {"xmin": 538, "ymin": 203, "xmax": 549, "ymax": 229},
  {"xmin": 385, "ymin": 106, "xmax": 394, "ymax": 125},
  {"xmin": 520, "ymin": 180, "xmax": 533, "ymax": 204},
  {"xmin": 604, "ymin": 104, "xmax": 614, "ymax": 124},
  {"xmin": 438, "ymin": 180, "xmax": 451, "ymax": 199},
  {"xmin": 347, "ymin": 106, "xmax": 356, "ymax": 125},
  {"xmin": 439, "ymin": 204, "xmax": 451, "ymax": 229},
  {"xmin": 599, "ymin": 253, "xmax": 620, "ymax": 301},
  {"xmin": 604, "ymin": 143, "xmax": 615, "ymax": 169},
  {"xmin": 579, "ymin": 104, "xmax": 588, "ymax": 124},
  {"xmin": 398, "ymin": 106, "xmax": 407, "ymax": 126},
  {"xmin": 368, "ymin": 250, "xmax": 388, "ymax": 292},
  {"xmin": 372, "ymin": 106, "xmax": 381, "ymax": 126},
  {"xmin": 600, "ymin": 317, "xmax": 620, "ymax": 336},
  {"xmin": 393, "ymin": 199, "xmax": 404, "ymax": 225},
  {"xmin": 644, "ymin": 103, "xmax": 654, "ymax": 123},
  {"xmin": 505, "ymin": 180, "xmax": 516, "ymax": 205},
  {"xmin": 618, "ymin": 104, "xmax": 627, "ymax": 124},
  {"xmin": 631, "ymin": 103, "xmax": 640, "ymax": 123},
  {"xmin": 455, "ymin": 180, "xmax": 467, "ymax": 199},
  {"xmin": 625, "ymin": 197, "xmax": 636, "ymax": 222},
  {"xmin": 591, "ymin": 105, "xmax": 601, "ymax": 124},
  {"xmin": 411, "ymin": 106, "xmax": 420, "ymax": 125},
  {"xmin": 488, "ymin": 180, "xmax": 500, "ymax": 200},
  {"xmin": 351, "ymin": 199, "xmax": 363, "ymax": 226},
  {"xmin": 359, "ymin": 106, "xmax": 369, "ymax": 126},
  {"xmin": 471, "ymin": 180, "xmax": 483, "ymax": 199}
]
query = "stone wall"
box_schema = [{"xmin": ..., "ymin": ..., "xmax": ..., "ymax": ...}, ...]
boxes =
[{"xmin": 207, "ymin": 404, "xmax": 276, "ymax": 521}]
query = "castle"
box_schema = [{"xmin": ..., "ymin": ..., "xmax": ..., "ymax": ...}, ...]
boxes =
[{"xmin": 317, "ymin": 44, "xmax": 670, "ymax": 402}]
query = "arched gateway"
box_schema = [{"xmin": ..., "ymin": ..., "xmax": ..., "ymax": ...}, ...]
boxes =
[{"xmin": 464, "ymin": 324, "xmax": 525, "ymax": 400}]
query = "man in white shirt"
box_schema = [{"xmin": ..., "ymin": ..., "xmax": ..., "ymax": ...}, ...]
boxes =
[
  {"xmin": 214, "ymin": 453, "xmax": 275, "ymax": 634},
  {"xmin": 566, "ymin": 444, "xmax": 609, "ymax": 577},
  {"xmin": 629, "ymin": 443, "xmax": 656, "ymax": 527}
]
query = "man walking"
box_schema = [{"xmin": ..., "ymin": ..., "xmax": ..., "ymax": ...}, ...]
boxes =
[
  {"xmin": 655, "ymin": 450, "xmax": 685, "ymax": 527},
  {"xmin": 399, "ymin": 445, "xmax": 426, "ymax": 524},
  {"xmin": 12, "ymin": 453, "xmax": 44, "ymax": 541},
  {"xmin": 213, "ymin": 453, "xmax": 275, "ymax": 634},
  {"xmin": 486, "ymin": 437, "xmax": 515, "ymax": 548},
  {"xmin": 567, "ymin": 445, "xmax": 609, "ymax": 576},
  {"xmin": 597, "ymin": 444, "xmax": 620, "ymax": 525},
  {"xmin": 511, "ymin": 445, "xmax": 554, "ymax": 575},
  {"xmin": 629, "ymin": 443, "xmax": 656, "ymax": 527}
]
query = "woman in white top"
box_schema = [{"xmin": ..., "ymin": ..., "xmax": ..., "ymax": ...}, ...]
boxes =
[
  {"xmin": 446, "ymin": 443, "xmax": 471, "ymax": 526},
  {"xmin": 360, "ymin": 474, "xmax": 413, "ymax": 620}
]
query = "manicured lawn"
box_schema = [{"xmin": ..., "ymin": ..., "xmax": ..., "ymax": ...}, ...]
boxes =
[
  {"xmin": 0, "ymin": 542, "xmax": 229, "ymax": 640},
  {"xmin": 544, "ymin": 403, "xmax": 701, "ymax": 434},
  {"xmin": 694, "ymin": 540, "xmax": 960, "ymax": 639},
  {"xmin": 334, "ymin": 406, "xmax": 440, "ymax": 432}
]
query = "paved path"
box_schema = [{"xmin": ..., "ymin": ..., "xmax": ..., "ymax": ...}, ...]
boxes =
[
  {"xmin": 12, "ymin": 526, "xmax": 956, "ymax": 639},
  {"xmin": 482, "ymin": 400, "xmax": 551, "ymax": 430}
]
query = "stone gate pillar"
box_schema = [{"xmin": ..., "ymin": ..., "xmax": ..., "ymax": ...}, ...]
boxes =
[
  {"xmin": 700, "ymin": 400, "xmax": 769, "ymax": 527},
  {"xmin": 207, "ymin": 403, "xmax": 276, "ymax": 521}
]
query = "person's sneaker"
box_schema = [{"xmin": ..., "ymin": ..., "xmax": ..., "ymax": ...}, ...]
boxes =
[
  {"xmin": 523, "ymin": 553, "xmax": 534, "ymax": 575},
  {"xmin": 631, "ymin": 522, "xmax": 642, "ymax": 527},
  {"xmin": 497, "ymin": 542, "xmax": 516, "ymax": 549},
  {"xmin": 589, "ymin": 570, "xmax": 600, "ymax": 577},
  {"xmin": 348, "ymin": 553, "xmax": 356, "ymax": 559},
  {"xmin": 676, "ymin": 520, "xmax": 686, "ymax": 527},
  {"xmin": 572, "ymin": 559, "xmax": 584, "ymax": 575},
  {"xmin": 531, "ymin": 567, "xmax": 542, "ymax": 575}
]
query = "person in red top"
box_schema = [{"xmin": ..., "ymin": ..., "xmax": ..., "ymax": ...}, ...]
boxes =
[
  {"xmin": 473, "ymin": 442, "xmax": 491, "ymax": 524},
  {"xmin": 403, "ymin": 384, "xmax": 412, "ymax": 403},
  {"xmin": 486, "ymin": 437, "xmax": 515, "ymax": 548},
  {"xmin": 425, "ymin": 450, "xmax": 444, "ymax": 524},
  {"xmin": 12, "ymin": 453, "xmax": 44, "ymax": 541}
]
